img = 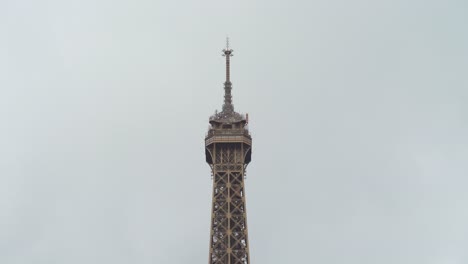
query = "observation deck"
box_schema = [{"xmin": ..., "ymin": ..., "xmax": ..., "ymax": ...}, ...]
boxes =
[{"xmin": 205, "ymin": 127, "xmax": 252, "ymax": 146}]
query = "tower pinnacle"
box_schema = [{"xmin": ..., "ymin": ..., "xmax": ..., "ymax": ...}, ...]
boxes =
[
  {"xmin": 210, "ymin": 39, "xmax": 244, "ymax": 123},
  {"xmin": 222, "ymin": 37, "xmax": 234, "ymax": 113}
]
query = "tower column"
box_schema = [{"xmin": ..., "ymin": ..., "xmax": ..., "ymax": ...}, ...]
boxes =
[
  {"xmin": 206, "ymin": 40, "xmax": 252, "ymax": 264},
  {"xmin": 209, "ymin": 144, "xmax": 250, "ymax": 264}
]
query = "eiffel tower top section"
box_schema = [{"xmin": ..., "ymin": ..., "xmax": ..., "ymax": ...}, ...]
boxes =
[
  {"xmin": 209, "ymin": 38, "xmax": 247, "ymax": 125},
  {"xmin": 206, "ymin": 39, "xmax": 251, "ymax": 151}
]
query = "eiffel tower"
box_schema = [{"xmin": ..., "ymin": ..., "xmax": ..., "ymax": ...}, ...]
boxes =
[{"xmin": 205, "ymin": 40, "xmax": 252, "ymax": 264}]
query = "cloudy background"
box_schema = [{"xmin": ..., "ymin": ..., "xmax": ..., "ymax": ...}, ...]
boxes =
[{"xmin": 1, "ymin": 0, "xmax": 468, "ymax": 263}]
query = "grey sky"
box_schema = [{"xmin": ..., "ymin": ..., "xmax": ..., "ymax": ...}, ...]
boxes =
[{"xmin": 1, "ymin": 0, "xmax": 468, "ymax": 263}]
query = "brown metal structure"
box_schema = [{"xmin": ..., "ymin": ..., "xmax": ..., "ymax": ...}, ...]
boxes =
[{"xmin": 205, "ymin": 40, "xmax": 252, "ymax": 264}]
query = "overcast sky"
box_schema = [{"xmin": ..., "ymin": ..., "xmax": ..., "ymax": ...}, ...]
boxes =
[{"xmin": 1, "ymin": 0, "xmax": 468, "ymax": 263}]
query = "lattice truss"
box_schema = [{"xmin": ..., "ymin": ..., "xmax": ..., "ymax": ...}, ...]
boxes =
[{"xmin": 209, "ymin": 144, "xmax": 250, "ymax": 264}]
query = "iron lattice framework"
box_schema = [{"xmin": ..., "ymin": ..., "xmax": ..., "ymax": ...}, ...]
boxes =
[{"xmin": 205, "ymin": 40, "xmax": 252, "ymax": 264}]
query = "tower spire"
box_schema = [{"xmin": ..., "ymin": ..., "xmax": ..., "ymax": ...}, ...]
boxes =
[{"xmin": 222, "ymin": 37, "xmax": 234, "ymax": 113}]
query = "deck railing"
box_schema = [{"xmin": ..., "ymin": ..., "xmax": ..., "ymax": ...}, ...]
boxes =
[{"xmin": 205, "ymin": 129, "xmax": 250, "ymax": 138}]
